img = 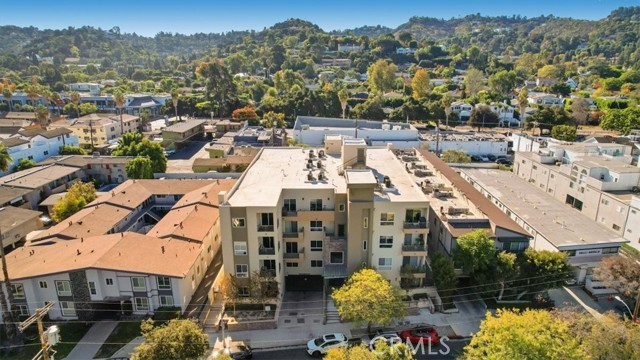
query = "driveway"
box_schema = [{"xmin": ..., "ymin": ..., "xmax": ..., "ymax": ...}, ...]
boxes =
[
  {"xmin": 278, "ymin": 291, "xmax": 324, "ymax": 329},
  {"xmin": 166, "ymin": 140, "xmax": 209, "ymax": 173},
  {"xmin": 65, "ymin": 321, "xmax": 117, "ymax": 360}
]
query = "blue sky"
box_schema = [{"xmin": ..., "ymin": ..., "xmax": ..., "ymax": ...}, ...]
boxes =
[{"xmin": 0, "ymin": 0, "xmax": 635, "ymax": 36}]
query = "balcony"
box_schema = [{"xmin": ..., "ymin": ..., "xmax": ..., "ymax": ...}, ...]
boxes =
[
  {"xmin": 402, "ymin": 243, "xmax": 427, "ymax": 255},
  {"xmin": 283, "ymin": 227, "xmax": 304, "ymax": 240},
  {"xmin": 281, "ymin": 207, "xmax": 298, "ymax": 218},
  {"xmin": 260, "ymin": 268, "xmax": 276, "ymax": 277},
  {"xmin": 258, "ymin": 247, "xmax": 275, "ymax": 255},
  {"xmin": 284, "ymin": 247, "xmax": 305, "ymax": 261},
  {"xmin": 257, "ymin": 224, "xmax": 275, "ymax": 232},
  {"xmin": 403, "ymin": 220, "xmax": 428, "ymax": 234},
  {"xmin": 400, "ymin": 264, "xmax": 427, "ymax": 278},
  {"xmin": 297, "ymin": 209, "xmax": 335, "ymax": 222}
]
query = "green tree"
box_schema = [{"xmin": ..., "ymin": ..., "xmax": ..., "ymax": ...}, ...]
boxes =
[
  {"xmin": 112, "ymin": 132, "xmax": 167, "ymax": 173},
  {"xmin": 59, "ymin": 145, "xmax": 87, "ymax": 155},
  {"xmin": 69, "ymin": 90, "xmax": 81, "ymax": 118},
  {"xmin": 517, "ymin": 89, "xmax": 529, "ymax": 123},
  {"xmin": 464, "ymin": 68, "xmax": 484, "ymax": 97},
  {"xmin": 525, "ymin": 107, "xmax": 571, "ymax": 133},
  {"xmin": 454, "ymin": 230, "xmax": 497, "ymax": 286},
  {"xmin": 463, "ymin": 309, "xmax": 586, "ymax": 360},
  {"xmin": 440, "ymin": 149, "xmax": 470, "ymax": 163},
  {"xmin": 131, "ymin": 319, "xmax": 208, "ymax": 360},
  {"xmin": 325, "ymin": 344, "xmax": 374, "ymax": 360},
  {"xmin": 488, "ymin": 70, "xmax": 517, "ymax": 96},
  {"xmin": 411, "ymin": 68, "xmax": 430, "ymax": 100},
  {"xmin": 496, "ymin": 252, "xmax": 518, "ymax": 301},
  {"xmin": 468, "ymin": 105, "xmax": 499, "ymax": 131},
  {"xmin": 367, "ymin": 59, "xmax": 398, "ymax": 94},
  {"xmin": 518, "ymin": 249, "xmax": 572, "ymax": 298},
  {"xmin": 170, "ymin": 88, "xmax": 180, "ymax": 120},
  {"xmin": 551, "ymin": 125, "xmax": 577, "ymax": 141},
  {"xmin": 261, "ymin": 111, "xmax": 286, "ymax": 128},
  {"xmin": 1, "ymin": 79, "xmax": 16, "ymax": 112},
  {"xmin": 537, "ymin": 64, "xmax": 565, "ymax": 80},
  {"xmin": 600, "ymin": 108, "xmax": 640, "ymax": 134},
  {"xmin": 112, "ymin": 88, "xmax": 126, "ymax": 134},
  {"xmin": 0, "ymin": 143, "xmax": 14, "ymax": 171},
  {"xmin": 331, "ymin": 268, "xmax": 406, "ymax": 333},
  {"xmin": 51, "ymin": 181, "xmax": 97, "ymax": 222},
  {"xmin": 125, "ymin": 157, "xmax": 153, "ymax": 179},
  {"xmin": 15, "ymin": 158, "xmax": 36, "ymax": 171},
  {"xmin": 196, "ymin": 60, "xmax": 238, "ymax": 117},
  {"xmin": 338, "ymin": 88, "xmax": 350, "ymax": 119},
  {"xmin": 431, "ymin": 252, "xmax": 457, "ymax": 309},
  {"xmin": 273, "ymin": 69, "xmax": 304, "ymax": 94},
  {"xmin": 34, "ymin": 104, "xmax": 50, "ymax": 127},
  {"xmin": 78, "ymin": 102, "xmax": 98, "ymax": 116}
]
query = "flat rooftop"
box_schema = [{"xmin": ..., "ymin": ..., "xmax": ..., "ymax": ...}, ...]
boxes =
[
  {"xmin": 420, "ymin": 131, "xmax": 507, "ymax": 142},
  {"xmin": 294, "ymin": 116, "xmax": 413, "ymax": 131},
  {"xmin": 462, "ymin": 169, "xmax": 627, "ymax": 249},
  {"xmin": 573, "ymin": 156, "xmax": 640, "ymax": 174},
  {"xmin": 366, "ymin": 148, "xmax": 429, "ymax": 203},
  {"xmin": 163, "ymin": 120, "xmax": 206, "ymax": 133}
]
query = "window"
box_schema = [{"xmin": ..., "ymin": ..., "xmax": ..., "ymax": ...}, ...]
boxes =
[
  {"xmin": 602, "ymin": 247, "xmax": 618, "ymax": 254},
  {"xmin": 10, "ymin": 284, "xmax": 25, "ymax": 299},
  {"xmin": 285, "ymin": 242, "xmax": 298, "ymax": 254},
  {"xmin": 310, "ymin": 199, "xmax": 323, "ymax": 211},
  {"xmin": 532, "ymin": 165, "xmax": 538, "ymax": 170},
  {"xmin": 338, "ymin": 203, "xmax": 346, "ymax": 212},
  {"xmin": 134, "ymin": 297, "xmax": 149, "ymax": 311},
  {"xmin": 16, "ymin": 304, "xmax": 29, "ymax": 316},
  {"xmin": 43, "ymin": 150, "xmax": 49, "ymax": 156},
  {"xmin": 39, "ymin": 281, "xmax": 48, "ymax": 289},
  {"xmin": 88, "ymin": 282, "xmax": 97, "ymax": 295},
  {"xmin": 238, "ymin": 287, "xmax": 250, "ymax": 297},
  {"xmin": 60, "ymin": 301, "xmax": 76, "ymax": 316},
  {"xmin": 363, "ymin": 217, "xmax": 368, "ymax": 229},
  {"xmin": 286, "ymin": 262, "xmax": 299, "ymax": 268},
  {"xmin": 380, "ymin": 213, "xmax": 395, "ymax": 226},
  {"xmin": 330, "ymin": 252, "xmax": 343, "ymax": 264},
  {"xmin": 310, "ymin": 240, "xmax": 323, "ymax": 251},
  {"xmin": 260, "ymin": 237, "xmax": 275, "ymax": 253},
  {"xmin": 283, "ymin": 199, "xmax": 297, "ymax": 212},
  {"xmin": 259, "ymin": 213, "xmax": 274, "ymax": 230},
  {"xmin": 232, "ymin": 218, "xmax": 246, "ymax": 228},
  {"xmin": 379, "ymin": 236, "xmax": 393, "ymax": 249},
  {"xmin": 234, "ymin": 242, "xmax": 248, "ymax": 255},
  {"xmin": 55, "ymin": 281, "xmax": 72, "ymax": 296},
  {"xmin": 236, "ymin": 264, "xmax": 249, "ymax": 278},
  {"xmin": 612, "ymin": 224, "xmax": 621, "ymax": 231},
  {"xmin": 378, "ymin": 258, "xmax": 392, "ymax": 270},
  {"xmin": 105, "ymin": 278, "xmax": 114, "ymax": 286},
  {"xmin": 131, "ymin": 277, "xmax": 146, "ymax": 292},
  {"xmin": 363, "ymin": 240, "xmax": 368, "ymax": 251},
  {"xmin": 157, "ymin": 277, "xmax": 171, "ymax": 290},
  {"xmin": 311, "ymin": 260, "xmax": 323, "ymax": 268},
  {"xmin": 310, "ymin": 221, "xmax": 323, "ymax": 231},
  {"xmin": 159, "ymin": 296, "xmax": 174, "ymax": 307}
]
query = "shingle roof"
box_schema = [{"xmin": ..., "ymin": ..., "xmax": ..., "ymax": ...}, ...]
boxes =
[{"xmin": 0, "ymin": 137, "xmax": 29, "ymax": 147}]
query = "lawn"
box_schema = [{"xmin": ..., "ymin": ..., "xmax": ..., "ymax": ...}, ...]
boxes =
[
  {"xmin": 1, "ymin": 321, "xmax": 91, "ymax": 360},
  {"xmin": 93, "ymin": 321, "xmax": 142, "ymax": 359}
]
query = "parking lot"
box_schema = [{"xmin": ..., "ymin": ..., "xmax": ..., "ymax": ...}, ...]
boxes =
[{"xmin": 165, "ymin": 140, "xmax": 209, "ymax": 173}]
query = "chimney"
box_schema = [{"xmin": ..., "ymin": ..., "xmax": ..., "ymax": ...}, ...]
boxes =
[{"xmin": 161, "ymin": 246, "xmax": 165, "ymax": 254}]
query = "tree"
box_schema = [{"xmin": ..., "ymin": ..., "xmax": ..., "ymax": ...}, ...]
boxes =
[
  {"xmin": 338, "ymin": 88, "xmax": 350, "ymax": 119},
  {"xmin": 464, "ymin": 68, "xmax": 484, "ymax": 97},
  {"xmin": 551, "ymin": 125, "xmax": 577, "ymax": 141},
  {"xmin": 468, "ymin": 105, "xmax": 499, "ymax": 131},
  {"xmin": 219, "ymin": 274, "xmax": 239, "ymax": 314},
  {"xmin": 326, "ymin": 344, "xmax": 375, "ymax": 360},
  {"xmin": 454, "ymin": 230, "xmax": 497, "ymax": 286},
  {"xmin": 570, "ymin": 98, "xmax": 590, "ymax": 125},
  {"xmin": 112, "ymin": 88, "xmax": 126, "ymax": 134},
  {"xmin": 249, "ymin": 270, "xmax": 279, "ymax": 305},
  {"xmin": 34, "ymin": 104, "xmax": 49, "ymax": 127},
  {"xmin": 537, "ymin": 64, "xmax": 565, "ymax": 80},
  {"xmin": 525, "ymin": 107, "xmax": 571, "ymax": 133},
  {"xmin": 517, "ymin": 88, "xmax": 529, "ymax": 123},
  {"xmin": 518, "ymin": 249, "xmax": 572, "ymax": 298},
  {"xmin": 594, "ymin": 256, "xmax": 640, "ymax": 301},
  {"xmin": 488, "ymin": 70, "xmax": 517, "ymax": 96},
  {"xmin": 600, "ymin": 108, "xmax": 640, "ymax": 134},
  {"xmin": 273, "ymin": 69, "xmax": 304, "ymax": 93},
  {"xmin": 411, "ymin": 68, "xmax": 430, "ymax": 100},
  {"xmin": 112, "ymin": 133, "xmax": 167, "ymax": 173},
  {"xmin": 440, "ymin": 149, "xmax": 470, "ymax": 163},
  {"xmin": 69, "ymin": 90, "xmax": 81, "ymax": 118},
  {"xmin": 125, "ymin": 157, "xmax": 153, "ymax": 179},
  {"xmin": 59, "ymin": 145, "xmax": 87, "ymax": 155},
  {"xmin": 196, "ymin": 60, "xmax": 238, "ymax": 118},
  {"xmin": 231, "ymin": 106, "xmax": 259, "ymax": 125},
  {"xmin": 139, "ymin": 108, "xmax": 151, "ymax": 132},
  {"xmin": 78, "ymin": 102, "xmax": 98, "ymax": 116},
  {"xmin": 331, "ymin": 268, "xmax": 406, "ymax": 333},
  {"xmin": 51, "ymin": 181, "xmax": 97, "ymax": 222},
  {"xmin": 326, "ymin": 342, "xmax": 415, "ymax": 360},
  {"xmin": 131, "ymin": 319, "xmax": 208, "ymax": 360},
  {"xmin": 15, "ymin": 158, "xmax": 36, "ymax": 171},
  {"xmin": 1, "ymin": 79, "xmax": 16, "ymax": 111},
  {"xmin": 170, "ymin": 88, "xmax": 180, "ymax": 120},
  {"xmin": 463, "ymin": 309, "xmax": 585, "ymax": 360},
  {"xmin": 367, "ymin": 60, "xmax": 397, "ymax": 94},
  {"xmin": 261, "ymin": 111, "xmax": 286, "ymax": 128},
  {"xmin": 441, "ymin": 93, "xmax": 453, "ymax": 129},
  {"xmin": 431, "ymin": 252, "xmax": 457, "ymax": 309},
  {"xmin": 0, "ymin": 143, "xmax": 13, "ymax": 171},
  {"xmin": 496, "ymin": 252, "xmax": 518, "ymax": 301}
]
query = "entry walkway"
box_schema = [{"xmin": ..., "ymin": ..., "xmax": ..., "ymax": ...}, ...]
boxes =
[
  {"xmin": 183, "ymin": 250, "xmax": 223, "ymax": 320},
  {"xmin": 66, "ymin": 321, "xmax": 117, "ymax": 360}
]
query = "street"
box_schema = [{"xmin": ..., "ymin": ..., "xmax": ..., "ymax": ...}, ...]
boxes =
[{"xmin": 252, "ymin": 340, "xmax": 469, "ymax": 360}]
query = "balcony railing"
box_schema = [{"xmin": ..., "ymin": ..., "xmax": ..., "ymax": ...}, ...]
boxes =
[
  {"xmin": 402, "ymin": 243, "xmax": 426, "ymax": 252},
  {"xmin": 403, "ymin": 221, "xmax": 427, "ymax": 229},
  {"xmin": 257, "ymin": 224, "xmax": 275, "ymax": 232},
  {"xmin": 284, "ymin": 247, "xmax": 305, "ymax": 259},
  {"xmin": 400, "ymin": 264, "xmax": 427, "ymax": 275},
  {"xmin": 258, "ymin": 247, "xmax": 275, "ymax": 255},
  {"xmin": 260, "ymin": 268, "xmax": 276, "ymax": 277},
  {"xmin": 281, "ymin": 207, "xmax": 297, "ymax": 217}
]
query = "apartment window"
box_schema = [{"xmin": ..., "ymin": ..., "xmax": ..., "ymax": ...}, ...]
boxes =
[
  {"xmin": 60, "ymin": 301, "xmax": 76, "ymax": 316},
  {"xmin": 232, "ymin": 218, "xmax": 246, "ymax": 228},
  {"xmin": 159, "ymin": 296, "xmax": 174, "ymax": 307},
  {"xmin": 55, "ymin": 281, "xmax": 72, "ymax": 296},
  {"xmin": 157, "ymin": 276, "xmax": 171, "ymax": 290},
  {"xmin": 363, "ymin": 240, "xmax": 368, "ymax": 251},
  {"xmin": 310, "ymin": 199, "xmax": 323, "ymax": 211},
  {"xmin": 311, "ymin": 260, "xmax": 323, "ymax": 268},
  {"xmin": 286, "ymin": 262, "xmax": 299, "ymax": 268},
  {"xmin": 39, "ymin": 281, "xmax": 48, "ymax": 289},
  {"xmin": 363, "ymin": 217, "xmax": 368, "ymax": 228},
  {"xmin": 330, "ymin": 252, "xmax": 344, "ymax": 264},
  {"xmin": 260, "ymin": 237, "xmax": 275, "ymax": 253},
  {"xmin": 105, "ymin": 278, "xmax": 114, "ymax": 286},
  {"xmin": 285, "ymin": 242, "xmax": 298, "ymax": 254},
  {"xmin": 310, "ymin": 221, "xmax": 323, "ymax": 231},
  {"xmin": 283, "ymin": 199, "xmax": 297, "ymax": 212},
  {"xmin": 16, "ymin": 304, "xmax": 29, "ymax": 316},
  {"xmin": 310, "ymin": 240, "xmax": 323, "ymax": 251},
  {"xmin": 27, "ymin": 155, "xmax": 33, "ymax": 160},
  {"xmin": 134, "ymin": 297, "xmax": 149, "ymax": 311},
  {"xmin": 378, "ymin": 258, "xmax": 392, "ymax": 270},
  {"xmin": 602, "ymin": 247, "xmax": 618, "ymax": 254},
  {"xmin": 380, "ymin": 213, "xmax": 395, "ymax": 226},
  {"xmin": 234, "ymin": 242, "xmax": 248, "ymax": 255},
  {"xmin": 338, "ymin": 203, "xmax": 346, "ymax": 212},
  {"xmin": 379, "ymin": 236, "xmax": 393, "ymax": 249},
  {"xmin": 259, "ymin": 213, "xmax": 274, "ymax": 230},
  {"xmin": 43, "ymin": 150, "xmax": 49, "ymax": 156},
  {"xmin": 238, "ymin": 287, "xmax": 250, "ymax": 297},
  {"xmin": 11, "ymin": 284, "xmax": 25, "ymax": 299},
  {"xmin": 88, "ymin": 282, "xmax": 97, "ymax": 295},
  {"xmin": 236, "ymin": 264, "xmax": 249, "ymax": 278},
  {"xmin": 612, "ymin": 224, "xmax": 621, "ymax": 231},
  {"xmin": 131, "ymin": 277, "xmax": 146, "ymax": 292}
]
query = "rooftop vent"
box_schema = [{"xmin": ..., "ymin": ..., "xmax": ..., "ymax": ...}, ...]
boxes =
[
  {"xmin": 383, "ymin": 176, "xmax": 392, "ymax": 188},
  {"xmin": 307, "ymin": 171, "xmax": 314, "ymax": 181}
]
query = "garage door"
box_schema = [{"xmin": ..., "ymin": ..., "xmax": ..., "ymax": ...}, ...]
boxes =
[{"xmin": 285, "ymin": 275, "xmax": 323, "ymax": 291}]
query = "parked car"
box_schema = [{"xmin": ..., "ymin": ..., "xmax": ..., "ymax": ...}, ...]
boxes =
[
  {"xmin": 479, "ymin": 155, "xmax": 490, "ymax": 162},
  {"xmin": 164, "ymin": 149, "xmax": 176, "ymax": 156},
  {"xmin": 210, "ymin": 342, "xmax": 253, "ymax": 359},
  {"xmin": 361, "ymin": 331, "xmax": 402, "ymax": 348},
  {"xmin": 399, "ymin": 325, "xmax": 440, "ymax": 346},
  {"xmin": 496, "ymin": 158, "xmax": 512, "ymax": 166},
  {"xmin": 470, "ymin": 155, "xmax": 482, "ymax": 162},
  {"xmin": 487, "ymin": 154, "xmax": 497, "ymax": 161},
  {"xmin": 306, "ymin": 333, "xmax": 348, "ymax": 357},
  {"xmin": 495, "ymin": 155, "xmax": 507, "ymax": 160}
]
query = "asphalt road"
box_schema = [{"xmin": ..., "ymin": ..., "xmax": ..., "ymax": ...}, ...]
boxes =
[
  {"xmin": 252, "ymin": 340, "xmax": 469, "ymax": 360},
  {"xmin": 165, "ymin": 139, "xmax": 209, "ymax": 173}
]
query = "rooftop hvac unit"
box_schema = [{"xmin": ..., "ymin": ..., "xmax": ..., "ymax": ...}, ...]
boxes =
[{"xmin": 382, "ymin": 124, "xmax": 391, "ymax": 130}]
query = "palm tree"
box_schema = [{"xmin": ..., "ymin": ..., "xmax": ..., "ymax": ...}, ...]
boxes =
[
  {"xmin": 35, "ymin": 105, "xmax": 50, "ymax": 127},
  {"xmin": 51, "ymin": 91, "xmax": 62, "ymax": 115},
  {"xmin": 25, "ymin": 83, "xmax": 41, "ymax": 124},
  {"xmin": 171, "ymin": 88, "xmax": 180, "ymax": 121},
  {"xmin": 517, "ymin": 89, "xmax": 529, "ymax": 130},
  {"xmin": 441, "ymin": 93, "xmax": 453, "ymax": 130},
  {"xmin": 139, "ymin": 108, "xmax": 151, "ymax": 132},
  {"xmin": 0, "ymin": 143, "xmax": 18, "ymax": 342},
  {"xmin": 69, "ymin": 90, "xmax": 81, "ymax": 118},
  {"xmin": 1, "ymin": 79, "xmax": 15, "ymax": 112},
  {"xmin": 112, "ymin": 89, "xmax": 126, "ymax": 134},
  {"xmin": 338, "ymin": 88, "xmax": 350, "ymax": 119},
  {"xmin": 0, "ymin": 143, "xmax": 12, "ymax": 172}
]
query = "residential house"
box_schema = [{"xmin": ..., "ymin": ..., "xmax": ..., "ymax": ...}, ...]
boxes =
[
  {"xmin": 527, "ymin": 93, "xmax": 564, "ymax": 107},
  {"xmin": 0, "ymin": 165, "xmax": 84, "ymax": 208},
  {"xmin": 449, "ymin": 102, "xmax": 473, "ymax": 121},
  {"xmin": 396, "ymin": 48, "xmax": 416, "ymax": 55},
  {"xmin": 38, "ymin": 155, "xmax": 133, "ymax": 185},
  {"xmin": 48, "ymin": 114, "xmax": 121, "ymax": 150},
  {"xmin": 337, "ymin": 44, "xmax": 362, "ymax": 52},
  {"xmin": 0, "ymin": 206, "xmax": 43, "ymax": 249},
  {"xmin": 162, "ymin": 120, "xmax": 206, "ymax": 148},
  {"xmin": 68, "ymin": 83, "xmax": 102, "ymax": 96},
  {"xmin": 536, "ymin": 78, "xmax": 557, "ymax": 87}
]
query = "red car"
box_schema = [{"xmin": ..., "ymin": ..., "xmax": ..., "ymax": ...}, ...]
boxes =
[{"xmin": 399, "ymin": 325, "xmax": 440, "ymax": 346}]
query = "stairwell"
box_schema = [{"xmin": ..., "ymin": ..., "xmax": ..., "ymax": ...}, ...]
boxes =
[{"xmin": 324, "ymin": 298, "xmax": 342, "ymax": 324}]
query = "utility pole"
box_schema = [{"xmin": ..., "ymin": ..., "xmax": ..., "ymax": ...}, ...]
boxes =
[
  {"xmin": 88, "ymin": 119, "xmax": 94, "ymax": 152},
  {"xmin": 18, "ymin": 301, "xmax": 58, "ymax": 360},
  {"xmin": 435, "ymin": 119, "xmax": 440, "ymax": 155}
]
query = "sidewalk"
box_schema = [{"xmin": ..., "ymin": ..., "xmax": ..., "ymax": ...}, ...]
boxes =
[{"xmin": 66, "ymin": 321, "xmax": 117, "ymax": 360}]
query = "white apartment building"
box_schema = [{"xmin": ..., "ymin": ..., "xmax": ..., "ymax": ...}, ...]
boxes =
[
  {"xmin": 419, "ymin": 131, "xmax": 508, "ymax": 156},
  {"xmin": 219, "ymin": 138, "xmax": 430, "ymax": 297}
]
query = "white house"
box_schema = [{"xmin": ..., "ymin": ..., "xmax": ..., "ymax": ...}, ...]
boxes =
[
  {"xmin": 0, "ymin": 128, "xmax": 79, "ymax": 175},
  {"xmin": 68, "ymin": 83, "xmax": 103, "ymax": 96},
  {"xmin": 527, "ymin": 93, "xmax": 563, "ymax": 107},
  {"xmin": 449, "ymin": 101, "xmax": 473, "ymax": 120},
  {"xmin": 486, "ymin": 103, "xmax": 517, "ymax": 127},
  {"xmin": 338, "ymin": 44, "xmax": 362, "ymax": 52},
  {"xmin": 396, "ymin": 48, "xmax": 416, "ymax": 55}
]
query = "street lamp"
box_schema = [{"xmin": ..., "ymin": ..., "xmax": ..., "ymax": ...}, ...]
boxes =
[{"xmin": 614, "ymin": 295, "xmax": 633, "ymax": 318}]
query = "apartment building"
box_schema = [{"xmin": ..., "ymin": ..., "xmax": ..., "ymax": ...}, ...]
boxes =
[
  {"xmin": 514, "ymin": 150, "xmax": 640, "ymax": 250},
  {"xmin": 0, "ymin": 206, "xmax": 43, "ymax": 249},
  {"xmin": 48, "ymin": 113, "xmax": 140, "ymax": 150},
  {"xmin": 0, "ymin": 179, "xmax": 235, "ymax": 321},
  {"xmin": 460, "ymin": 169, "xmax": 627, "ymax": 291},
  {"xmin": 419, "ymin": 131, "xmax": 508, "ymax": 156},
  {"xmin": 219, "ymin": 138, "xmax": 430, "ymax": 297},
  {"xmin": 413, "ymin": 150, "xmax": 531, "ymax": 257},
  {"xmin": 0, "ymin": 164, "xmax": 84, "ymax": 208},
  {"xmin": 39, "ymin": 155, "xmax": 133, "ymax": 185}
]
